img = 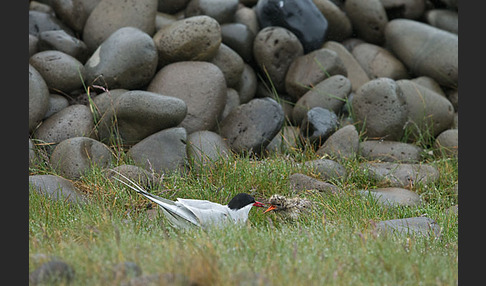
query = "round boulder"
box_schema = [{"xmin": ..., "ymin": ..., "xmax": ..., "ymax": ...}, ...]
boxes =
[
  {"xmin": 96, "ymin": 90, "xmax": 187, "ymax": 145},
  {"xmin": 29, "ymin": 64, "xmax": 50, "ymax": 133},
  {"xmin": 351, "ymin": 78, "xmax": 408, "ymax": 141},
  {"xmin": 84, "ymin": 27, "xmax": 158, "ymax": 90},
  {"xmin": 147, "ymin": 61, "xmax": 227, "ymax": 134},
  {"xmin": 186, "ymin": 130, "xmax": 231, "ymax": 171},
  {"xmin": 82, "ymin": 0, "xmax": 157, "ymax": 51},
  {"xmin": 219, "ymin": 97, "xmax": 284, "ymax": 154},
  {"xmin": 153, "ymin": 15, "xmax": 221, "ymax": 68},
  {"xmin": 29, "ymin": 50, "xmax": 86, "ymax": 93},
  {"xmin": 50, "ymin": 137, "xmax": 114, "ymax": 180},
  {"xmin": 385, "ymin": 19, "xmax": 458, "ymax": 88}
]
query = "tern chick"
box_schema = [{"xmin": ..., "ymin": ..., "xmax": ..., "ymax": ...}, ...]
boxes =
[{"xmin": 264, "ymin": 194, "xmax": 314, "ymax": 220}]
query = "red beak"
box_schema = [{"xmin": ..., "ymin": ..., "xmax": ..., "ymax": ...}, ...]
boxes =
[
  {"xmin": 264, "ymin": 205, "xmax": 277, "ymax": 213},
  {"xmin": 253, "ymin": 201, "xmax": 266, "ymax": 208}
]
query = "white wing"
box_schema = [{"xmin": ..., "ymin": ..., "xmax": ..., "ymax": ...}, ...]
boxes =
[{"xmin": 177, "ymin": 199, "xmax": 231, "ymax": 227}]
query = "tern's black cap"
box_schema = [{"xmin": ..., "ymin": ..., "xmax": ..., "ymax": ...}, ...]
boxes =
[{"xmin": 227, "ymin": 193, "xmax": 256, "ymax": 210}]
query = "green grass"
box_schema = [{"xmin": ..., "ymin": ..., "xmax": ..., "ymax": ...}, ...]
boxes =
[{"xmin": 29, "ymin": 147, "xmax": 458, "ymax": 285}]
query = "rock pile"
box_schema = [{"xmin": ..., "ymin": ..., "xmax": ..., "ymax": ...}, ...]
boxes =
[{"xmin": 29, "ymin": 0, "xmax": 458, "ymax": 239}]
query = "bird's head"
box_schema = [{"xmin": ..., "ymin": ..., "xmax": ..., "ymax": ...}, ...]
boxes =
[{"xmin": 263, "ymin": 194, "xmax": 288, "ymax": 213}]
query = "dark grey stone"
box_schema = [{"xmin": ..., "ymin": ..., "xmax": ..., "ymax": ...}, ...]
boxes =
[
  {"xmin": 221, "ymin": 23, "xmax": 255, "ymax": 62},
  {"xmin": 84, "ymin": 27, "xmax": 158, "ymax": 90},
  {"xmin": 210, "ymin": 43, "xmax": 244, "ymax": 88},
  {"xmin": 289, "ymin": 173, "xmax": 340, "ymax": 194},
  {"xmin": 29, "ymin": 65, "xmax": 50, "ymax": 133},
  {"xmin": 385, "ymin": 19, "xmax": 458, "ymax": 88},
  {"xmin": 96, "ymin": 90, "xmax": 187, "ymax": 145},
  {"xmin": 29, "ymin": 50, "xmax": 86, "ymax": 93},
  {"xmin": 253, "ymin": 26, "xmax": 304, "ymax": 93},
  {"xmin": 186, "ymin": 130, "xmax": 231, "ymax": 172},
  {"xmin": 29, "ymin": 259, "xmax": 75, "ymax": 285},
  {"xmin": 313, "ymin": 0, "xmax": 352, "ymax": 42},
  {"xmin": 351, "ymin": 78, "xmax": 408, "ymax": 141},
  {"xmin": 358, "ymin": 187, "xmax": 422, "ymax": 207},
  {"xmin": 434, "ymin": 129, "xmax": 458, "ymax": 157},
  {"xmin": 219, "ymin": 97, "xmax": 284, "ymax": 154},
  {"xmin": 300, "ymin": 107, "xmax": 339, "ymax": 146},
  {"xmin": 255, "ymin": 0, "xmax": 328, "ymax": 53},
  {"xmin": 292, "ymin": 75, "xmax": 351, "ymax": 125},
  {"xmin": 44, "ymin": 94, "xmax": 69, "ymax": 119},
  {"xmin": 147, "ymin": 61, "xmax": 226, "ymax": 134},
  {"xmin": 302, "ymin": 158, "xmax": 347, "ymax": 181},
  {"xmin": 235, "ymin": 63, "xmax": 257, "ymax": 104},
  {"xmin": 37, "ymin": 29, "xmax": 90, "ymax": 63},
  {"xmin": 29, "ymin": 175, "xmax": 87, "ymax": 203},
  {"xmin": 33, "ymin": 104, "xmax": 95, "ymax": 145},
  {"xmin": 316, "ymin": 124, "xmax": 359, "ymax": 160},
  {"xmin": 285, "ymin": 48, "xmax": 347, "ymax": 101},
  {"xmin": 360, "ymin": 162, "xmax": 439, "ymax": 188},
  {"xmin": 375, "ymin": 217, "xmax": 441, "ymax": 237},
  {"xmin": 359, "ymin": 140, "xmax": 424, "ymax": 163},
  {"xmin": 152, "ymin": 15, "xmax": 221, "ymax": 68},
  {"xmin": 344, "ymin": 0, "xmax": 388, "ymax": 44},
  {"xmin": 127, "ymin": 127, "xmax": 188, "ymax": 174},
  {"xmin": 29, "ymin": 10, "xmax": 75, "ymax": 37},
  {"xmin": 185, "ymin": 0, "xmax": 239, "ymax": 24},
  {"xmin": 51, "ymin": 0, "xmax": 100, "ymax": 33},
  {"xmin": 82, "ymin": 0, "xmax": 157, "ymax": 51}
]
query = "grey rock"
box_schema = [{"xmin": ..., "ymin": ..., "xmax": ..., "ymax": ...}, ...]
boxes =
[
  {"xmin": 34, "ymin": 104, "xmax": 95, "ymax": 145},
  {"xmin": 186, "ymin": 130, "xmax": 231, "ymax": 172},
  {"xmin": 292, "ymin": 75, "xmax": 351, "ymax": 125},
  {"xmin": 235, "ymin": 63, "xmax": 257, "ymax": 104},
  {"xmin": 219, "ymin": 97, "xmax": 284, "ymax": 154},
  {"xmin": 147, "ymin": 61, "xmax": 226, "ymax": 134},
  {"xmin": 51, "ymin": 0, "xmax": 100, "ymax": 33},
  {"xmin": 322, "ymin": 41, "xmax": 370, "ymax": 92},
  {"xmin": 91, "ymin": 89, "xmax": 129, "ymax": 119},
  {"xmin": 285, "ymin": 48, "xmax": 347, "ymax": 101},
  {"xmin": 266, "ymin": 126, "xmax": 301, "ymax": 154},
  {"xmin": 185, "ymin": 0, "xmax": 239, "ymax": 24},
  {"xmin": 29, "ymin": 34, "xmax": 39, "ymax": 57},
  {"xmin": 385, "ymin": 19, "xmax": 458, "ymax": 88},
  {"xmin": 29, "ymin": 10, "xmax": 75, "ymax": 37},
  {"xmin": 434, "ymin": 129, "xmax": 458, "ymax": 157},
  {"xmin": 155, "ymin": 11, "xmax": 178, "ymax": 31},
  {"xmin": 221, "ymin": 88, "xmax": 240, "ymax": 121},
  {"xmin": 360, "ymin": 162, "xmax": 439, "ymax": 188},
  {"xmin": 82, "ymin": 0, "xmax": 157, "ymax": 51},
  {"xmin": 29, "ymin": 174, "xmax": 87, "ymax": 203},
  {"xmin": 50, "ymin": 137, "xmax": 114, "ymax": 179},
  {"xmin": 29, "ymin": 50, "xmax": 86, "ymax": 93},
  {"xmin": 375, "ymin": 217, "xmax": 441, "ymax": 237},
  {"xmin": 358, "ymin": 187, "xmax": 422, "ymax": 207},
  {"xmin": 289, "ymin": 173, "xmax": 340, "ymax": 194},
  {"xmin": 210, "ymin": 43, "xmax": 244, "ymax": 88},
  {"xmin": 29, "ymin": 259, "xmax": 75, "ymax": 285},
  {"xmin": 111, "ymin": 261, "xmax": 143, "ymax": 281},
  {"xmin": 425, "ymin": 9, "xmax": 458, "ymax": 34},
  {"xmin": 221, "ymin": 23, "xmax": 255, "ymax": 62},
  {"xmin": 127, "ymin": 127, "xmax": 188, "ymax": 174},
  {"xmin": 380, "ymin": 0, "xmax": 426, "ymax": 20},
  {"xmin": 359, "ymin": 140, "xmax": 424, "ymax": 163},
  {"xmin": 29, "ymin": 64, "xmax": 50, "ymax": 133},
  {"xmin": 44, "ymin": 94, "xmax": 69, "ymax": 119},
  {"xmin": 352, "ymin": 43, "xmax": 409, "ymax": 80},
  {"xmin": 96, "ymin": 90, "xmax": 187, "ymax": 145},
  {"xmin": 351, "ymin": 78, "xmax": 408, "ymax": 141},
  {"xmin": 316, "ymin": 124, "xmax": 359, "ymax": 160},
  {"xmin": 410, "ymin": 76, "xmax": 446, "ymax": 97},
  {"xmin": 153, "ymin": 15, "xmax": 221, "ymax": 68},
  {"xmin": 397, "ymin": 79, "xmax": 454, "ymax": 139},
  {"xmin": 234, "ymin": 6, "xmax": 260, "ymax": 36},
  {"xmin": 253, "ymin": 26, "xmax": 304, "ymax": 93},
  {"xmin": 106, "ymin": 164, "xmax": 159, "ymax": 189},
  {"xmin": 344, "ymin": 0, "xmax": 388, "ymax": 44},
  {"xmin": 29, "ymin": 139, "xmax": 36, "ymax": 168},
  {"xmin": 302, "ymin": 158, "xmax": 347, "ymax": 181},
  {"xmin": 84, "ymin": 27, "xmax": 158, "ymax": 90},
  {"xmin": 37, "ymin": 29, "xmax": 90, "ymax": 63},
  {"xmin": 313, "ymin": 0, "xmax": 352, "ymax": 42},
  {"xmin": 300, "ymin": 107, "xmax": 339, "ymax": 146}
]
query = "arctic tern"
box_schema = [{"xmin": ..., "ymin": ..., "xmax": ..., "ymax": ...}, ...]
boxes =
[{"xmin": 112, "ymin": 171, "xmax": 266, "ymax": 229}]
